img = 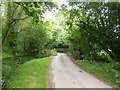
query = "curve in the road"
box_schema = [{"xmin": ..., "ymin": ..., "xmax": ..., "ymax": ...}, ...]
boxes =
[{"xmin": 48, "ymin": 53, "xmax": 112, "ymax": 88}]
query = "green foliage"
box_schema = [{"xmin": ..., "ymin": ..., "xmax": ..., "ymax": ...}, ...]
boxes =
[
  {"xmin": 98, "ymin": 50, "xmax": 112, "ymax": 62},
  {"xmin": 2, "ymin": 65, "xmax": 11, "ymax": 83},
  {"xmin": 7, "ymin": 57, "xmax": 51, "ymax": 88},
  {"xmin": 2, "ymin": 1, "xmax": 120, "ymax": 88},
  {"xmin": 2, "ymin": 2, "xmax": 58, "ymax": 88},
  {"xmin": 56, "ymin": 48, "xmax": 69, "ymax": 53},
  {"xmin": 76, "ymin": 60, "xmax": 120, "ymax": 87},
  {"xmin": 18, "ymin": 20, "xmax": 49, "ymax": 57},
  {"xmin": 2, "ymin": 55, "xmax": 35, "ymax": 88},
  {"xmin": 66, "ymin": 2, "xmax": 120, "ymax": 62},
  {"xmin": 2, "ymin": 2, "xmax": 57, "ymax": 57},
  {"xmin": 51, "ymin": 49, "xmax": 57, "ymax": 56}
]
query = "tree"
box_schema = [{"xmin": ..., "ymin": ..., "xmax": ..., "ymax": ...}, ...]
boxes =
[{"xmin": 65, "ymin": 2, "xmax": 120, "ymax": 61}]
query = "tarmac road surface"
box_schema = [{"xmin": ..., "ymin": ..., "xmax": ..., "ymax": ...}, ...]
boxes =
[{"xmin": 48, "ymin": 53, "xmax": 112, "ymax": 88}]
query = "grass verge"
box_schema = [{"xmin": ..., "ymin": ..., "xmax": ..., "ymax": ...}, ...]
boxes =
[
  {"xmin": 6, "ymin": 57, "xmax": 51, "ymax": 88},
  {"xmin": 76, "ymin": 60, "xmax": 120, "ymax": 88},
  {"xmin": 2, "ymin": 56, "xmax": 35, "ymax": 87}
]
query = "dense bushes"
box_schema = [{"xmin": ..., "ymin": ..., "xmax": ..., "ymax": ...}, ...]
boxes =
[
  {"xmin": 62, "ymin": 2, "xmax": 120, "ymax": 87},
  {"xmin": 1, "ymin": 2, "xmax": 57, "ymax": 88},
  {"xmin": 1, "ymin": 1, "xmax": 120, "ymax": 88},
  {"xmin": 2, "ymin": 2, "xmax": 57, "ymax": 57},
  {"xmin": 66, "ymin": 2, "xmax": 120, "ymax": 62}
]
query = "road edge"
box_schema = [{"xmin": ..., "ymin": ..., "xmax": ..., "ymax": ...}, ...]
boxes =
[
  {"xmin": 48, "ymin": 56, "xmax": 55, "ymax": 88},
  {"xmin": 67, "ymin": 54, "xmax": 116, "ymax": 88}
]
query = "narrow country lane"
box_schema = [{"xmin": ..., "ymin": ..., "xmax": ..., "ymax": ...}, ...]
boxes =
[{"xmin": 48, "ymin": 53, "xmax": 112, "ymax": 88}]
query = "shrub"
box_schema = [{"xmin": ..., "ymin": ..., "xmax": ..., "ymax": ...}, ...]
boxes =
[{"xmin": 98, "ymin": 50, "xmax": 112, "ymax": 62}]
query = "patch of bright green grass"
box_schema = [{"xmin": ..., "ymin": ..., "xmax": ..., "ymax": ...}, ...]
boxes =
[
  {"xmin": 7, "ymin": 57, "xmax": 51, "ymax": 88},
  {"xmin": 76, "ymin": 60, "xmax": 120, "ymax": 88},
  {"xmin": 2, "ymin": 56, "xmax": 35, "ymax": 87}
]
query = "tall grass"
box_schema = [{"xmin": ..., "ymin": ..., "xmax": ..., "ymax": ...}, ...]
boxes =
[{"xmin": 76, "ymin": 60, "xmax": 120, "ymax": 88}]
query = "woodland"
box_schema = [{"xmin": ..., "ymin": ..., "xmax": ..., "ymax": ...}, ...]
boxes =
[{"xmin": 1, "ymin": 2, "xmax": 120, "ymax": 88}]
